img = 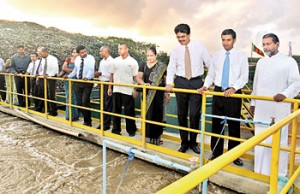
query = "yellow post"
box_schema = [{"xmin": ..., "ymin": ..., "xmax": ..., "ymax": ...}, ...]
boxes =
[
  {"xmin": 24, "ymin": 75, "xmax": 28, "ymax": 112},
  {"xmin": 68, "ymin": 79, "xmax": 72, "ymax": 126},
  {"xmin": 44, "ymin": 77, "xmax": 48, "ymax": 118},
  {"xmin": 201, "ymin": 92, "xmax": 207, "ymax": 165},
  {"xmin": 100, "ymin": 82, "xmax": 104, "ymax": 135},
  {"xmin": 269, "ymin": 128, "xmax": 281, "ymax": 194},
  {"xmin": 9, "ymin": 74, "xmax": 13, "ymax": 108},
  {"xmin": 141, "ymin": 86, "xmax": 147, "ymax": 148},
  {"xmin": 289, "ymin": 102, "xmax": 299, "ymax": 178}
]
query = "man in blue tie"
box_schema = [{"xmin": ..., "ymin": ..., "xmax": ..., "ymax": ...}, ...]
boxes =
[{"xmin": 197, "ymin": 29, "xmax": 249, "ymax": 166}]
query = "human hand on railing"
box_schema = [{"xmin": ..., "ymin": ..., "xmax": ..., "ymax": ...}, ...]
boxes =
[
  {"xmin": 83, "ymin": 77, "xmax": 88, "ymax": 81},
  {"xmin": 108, "ymin": 87, "xmax": 112, "ymax": 96},
  {"xmin": 197, "ymin": 86, "xmax": 207, "ymax": 95},
  {"xmin": 273, "ymin": 93, "xmax": 286, "ymax": 102},
  {"xmin": 165, "ymin": 93, "xmax": 171, "ymax": 103},
  {"xmin": 63, "ymin": 75, "xmax": 68, "ymax": 79},
  {"xmin": 132, "ymin": 90, "xmax": 138, "ymax": 98},
  {"xmin": 224, "ymin": 88, "xmax": 236, "ymax": 97},
  {"xmin": 250, "ymin": 106, "xmax": 255, "ymax": 115},
  {"xmin": 143, "ymin": 82, "xmax": 150, "ymax": 86},
  {"xmin": 44, "ymin": 75, "xmax": 48, "ymax": 79},
  {"xmin": 166, "ymin": 84, "xmax": 173, "ymax": 92}
]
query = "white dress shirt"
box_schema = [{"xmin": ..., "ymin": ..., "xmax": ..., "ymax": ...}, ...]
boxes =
[
  {"xmin": 26, "ymin": 59, "xmax": 40, "ymax": 76},
  {"xmin": 204, "ymin": 48, "xmax": 249, "ymax": 90},
  {"xmin": 166, "ymin": 40, "xmax": 212, "ymax": 85},
  {"xmin": 110, "ymin": 55, "xmax": 138, "ymax": 95},
  {"xmin": 40, "ymin": 55, "xmax": 59, "ymax": 77},
  {"xmin": 68, "ymin": 54, "xmax": 95, "ymax": 80},
  {"xmin": 98, "ymin": 55, "xmax": 113, "ymax": 81},
  {"xmin": 0, "ymin": 58, "xmax": 4, "ymax": 72}
]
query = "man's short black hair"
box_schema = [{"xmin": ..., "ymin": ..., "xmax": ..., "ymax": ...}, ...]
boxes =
[
  {"xmin": 119, "ymin": 42, "xmax": 128, "ymax": 48},
  {"xmin": 221, "ymin": 29, "xmax": 236, "ymax": 39},
  {"xmin": 263, "ymin": 33, "xmax": 280, "ymax": 43},
  {"xmin": 30, "ymin": 52, "xmax": 38, "ymax": 56},
  {"xmin": 174, "ymin": 24, "xmax": 190, "ymax": 35},
  {"xmin": 76, "ymin": 45, "xmax": 86, "ymax": 53},
  {"xmin": 17, "ymin": 45, "xmax": 24, "ymax": 49}
]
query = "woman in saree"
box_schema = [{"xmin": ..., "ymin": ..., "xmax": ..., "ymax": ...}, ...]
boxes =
[
  {"xmin": 62, "ymin": 48, "xmax": 79, "ymax": 120},
  {"xmin": 136, "ymin": 47, "xmax": 170, "ymax": 145}
]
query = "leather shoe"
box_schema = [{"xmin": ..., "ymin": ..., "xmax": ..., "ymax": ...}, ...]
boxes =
[
  {"xmin": 51, "ymin": 112, "xmax": 58, "ymax": 116},
  {"xmin": 83, "ymin": 122, "xmax": 92, "ymax": 127},
  {"xmin": 178, "ymin": 145, "xmax": 188, "ymax": 153},
  {"xmin": 190, "ymin": 145, "xmax": 200, "ymax": 154},
  {"xmin": 233, "ymin": 158, "xmax": 243, "ymax": 166}
]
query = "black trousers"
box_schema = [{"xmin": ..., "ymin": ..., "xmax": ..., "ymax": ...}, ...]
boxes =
[
  {"xmin": 36, "ymin": 78, "xmax": 45, "ymax": 112},
  {"xmin": 174, "ymin": 76, "xmax": 203, "ymax": 147},
  {"xmin": 47, "ymin": 79, "xmax": 57, "ymax": 114},
  {"xmin": 103, "ymin": 84, "xmax": 113, "ymax": 129},
  {"xmin": 75, "ymin": 82, "xmax": 93, "ymax": 124},
  {"xmin": 30, "ymin": 78, "xmax": 39, "ymax": 109},
  {"xmin": 211, "ymin": 86, "xmax": 242, "ymax": 157},
  {"xmin": 15, "ymin": 76, "xmax": 30, "ymax": 107},
  {"xmin": 0, "ymin": 74, "xmax": 6, "ymax": 101},
  {"xmin": 112, "ymin": 92, "xmax": 137, "ymax": 135}
]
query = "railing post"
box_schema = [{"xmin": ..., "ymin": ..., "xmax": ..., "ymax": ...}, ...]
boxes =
[
  {"xmin": 100, "ymin": 82, "xmax": 104, "ymax": 135},
  {"xmin": 201, "ymin": 92, "xmax": 207, "ymax": 193},
  {"xmin": 141, "ymin": 86, "xmax": 147, "ymax": 148},
  {"xmin": 68, "ymin": 78, "xmax": 72, "ymax": 126},
  {"xmin": 289, "ymin": 102, "xmax": 299, "ymax": 178},
  {"xmin": 25, "ymin": 75, "xmax": 29, "ymax": 112},
  {"xmin": 9, "ymin": 74, "xmax": 13, "ymax": 108},
  {"xmin": 44, "ymin": 77, "xmax": 48, "ymax": 118},
  {"xmin": 269, "ymin": 128, "xmax": 281, "ymax": 194}
]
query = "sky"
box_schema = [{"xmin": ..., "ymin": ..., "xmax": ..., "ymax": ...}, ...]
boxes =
[{"xmin": 0, "ymin": 0, "xmax": 299, "ymax": 56}]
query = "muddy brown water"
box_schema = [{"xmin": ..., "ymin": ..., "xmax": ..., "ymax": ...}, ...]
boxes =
[{"xmin": 0, "ymin": 112, "xmax": 236, "ymax": 194}]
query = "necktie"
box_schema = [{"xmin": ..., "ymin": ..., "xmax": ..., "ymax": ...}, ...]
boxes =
[
  {"xmin": 221, "ymin": 52, "xmax": 230, "ymax": 90},
  {"xmin": 78, "ymin": 58, "xmax": 84, "ymax": 79},
  {"xmin": 185, "ymin": 46, "xmax": 192, "ymax": 80},
  {"xmin": 36, "ymin": 59, "xmax": 42, "ymax": 75},
  {"xmin": 31, "ymin": 62, "xmax": 36, "ymax": 75},
  {"xmin": 43, "ymin": 58, "xmax": 48, "ymax": 75}
]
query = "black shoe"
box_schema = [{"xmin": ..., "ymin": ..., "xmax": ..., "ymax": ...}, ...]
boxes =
[
  {"xmin": 47, "ymin": 111, "xmax": 52, "ymax": 115},
  {"xmin": 178, "ymin": 145, "xmax": 188, "ymax": 153},
  {"xmin": 112, "ymin": 131, "xmax": 121, "ymax": 135},
  {"xmin": 96, "ymin": 125, "xmax": 100, "ymax": 129},
  {"xmin": 83, "ymin": 122, "xmax": 92, "ymax": 127},
  {"xmin": 233, "ymin": 158, "xmax": 243, "ymax": 166},
  {"xmin": 51, "ymin": 112, "xmax": 58, "ymax": 116},
  {"xmin": 128, "ymin": 132, "xmax": 136, "ymax": 137},
  {"xmin": 190, "ymin": 145, "xmax": 200, "ymax": 154}
]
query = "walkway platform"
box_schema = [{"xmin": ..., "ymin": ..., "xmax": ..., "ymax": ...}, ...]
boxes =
[{"xmin": 0, "ymin": 104, "xmax": 299, "ymax": 194}]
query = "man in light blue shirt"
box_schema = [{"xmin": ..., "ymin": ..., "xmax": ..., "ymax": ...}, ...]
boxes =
[{"xmin": 67, "ymin": 45, "xmax": 95, "ymax": 126}]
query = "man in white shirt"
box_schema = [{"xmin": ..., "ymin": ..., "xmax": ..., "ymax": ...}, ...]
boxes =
[
  {"xmin": 67, "ymin": 45, "xmax": 95, "ymax": 126},
  {"xmin": 95, "ymin": 46, "xmax": 113, "ymax": 130},
  {"xmin": 40, "ymin": 47, "xmax": 59, "ymax": 116},
  {"xmin": 108, "ymin": 42, "xmax": 138, "ymax": 136},
  {"xmin": 250, "ymin": 33, "xmax": 300, "ymax": 176},
  {"xmin": 198, "ymin": 29, "xmax": 248, "ymax": 166},
  {"xmin": 25, "ymin": 52, "xmax": 40, "ymax": 110},
  {"xmin": 0, "ymin": 57, "xmax": 5, "ymax": 101},
  {"xmin": 166, "ymin": 23, "xmax": 211, "ymax": 154}
]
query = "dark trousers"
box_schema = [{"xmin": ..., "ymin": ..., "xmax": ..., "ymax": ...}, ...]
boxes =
[
  {"xmin": 211, "ymin": 86, "xmax": 242, "ymax": 157},
  {"xmin": 30, "ymin": 78, "xmax": 39, "ymax": 108},
  {"xmin": 15, "ymin": 76, "xmax": 30, "ymax": 107},
  {"xmin": 103, "ymin": 84, "xmax": 112, "ymax": 129},
  {"xmin": 75, "ymin": 82, "xmax": 93, "ymax": 124},
  {"xmin": 112, "ymin": 92, "xmax": 137, "ymax": 135},
  {"xmin": 0, "ymin": 74, "xmax": 6, "ymax": 101},
  {"xmin": 174, "ymin": 76, "xmax": 203, "ymax": 147},
  {"xmin": 47, "ymin": 79, "xmax": 57, "ymax": 114},
  {"xmin": 36, "ymin": 78, "xmax": 45, "ymax": 112}
]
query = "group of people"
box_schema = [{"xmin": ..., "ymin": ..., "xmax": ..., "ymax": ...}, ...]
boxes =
[
  {"xmin": 0, "ymin": 23, "xmax": 299, "ymax": 178},
  {"xmin": 169, "ymin": 23, "xmax": 300, "ymax": 178}
]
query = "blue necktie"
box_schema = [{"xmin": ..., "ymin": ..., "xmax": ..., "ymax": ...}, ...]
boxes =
[{"xmin": 221, "ymin": 52, "xmax": 230, "ymax": 90}]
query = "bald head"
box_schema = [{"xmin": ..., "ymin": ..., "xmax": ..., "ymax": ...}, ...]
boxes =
[{"xmin": 100, "ymin": 46, "xmax": 110, "ymax": 59}]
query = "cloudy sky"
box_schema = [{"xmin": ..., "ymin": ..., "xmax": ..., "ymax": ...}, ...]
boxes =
[{"xmin": 0, "ymin": 0, "xmax": 299, "ymax": 56}]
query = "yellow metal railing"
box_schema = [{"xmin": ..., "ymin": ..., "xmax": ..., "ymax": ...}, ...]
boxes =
[
  {"xmin": 157, "ymin": 91, "xmax": 300, "ymax": 194},
  {"xmin": 1, "ymin": 73, "xmax": 300, "ymax": 193}
]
